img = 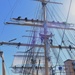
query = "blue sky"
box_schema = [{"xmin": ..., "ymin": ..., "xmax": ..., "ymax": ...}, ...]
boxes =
[
  {"xmin": 0, "ymin": 0, "xmax": 75, "ymax": 75},
  {"xmin": 0, "ymin": 1, "xmax": 39, "ymax": 75}
]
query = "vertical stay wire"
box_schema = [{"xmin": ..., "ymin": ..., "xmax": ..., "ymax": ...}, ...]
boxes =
[
  {"xmin": 48, "ymin": 0, "xmax": 73, "ymax": 68},
  {"xmin": 46, "ymin": 5, "xmax": 62, "ymax": 64},
  {"xmin": 55, "ymin": 30, "xmax": 68, "ymax": 59},
  {"xmin": 47, "ymin": 4, "xmax": 61, "ymax": 64},
  {"xmin": 0, "ymin": 0, "xmax": 21, "ymax": 35},
  {"xmin": 57, "ymin": 29, "xmax": 74, "ymax": 59},
  {"xmin": 9, "ymin": 0, "xmax": 22, "ymax": 18},
  {"xmin": 51, "ymin": 5, "xmax": 63, "ymax": 21},
  {"xmin": 0, "ymin": 0, "xmax": 21, "ymax": 40},
  {"xmin": 61, "ymin": 0, "xmax": 72, "ymax": 45},
  {"xmin": 46, "ymin": 5, "xmax": 54, "ymax": 21},
  {"xmin": 56, "ymin": 5, "xmax": 66, "ymax": 19},
  {"xmin": 66, "ymin": 0, "xmax": 72, "ymax": 22},
  {"xmin": 46, "ymin": 5, "xmax": 58, "ymax": 21},
  {"xmin": 53, "ymin": 0, "xmax": 73, "ymax": 65},
  {"xmin": 21, "ymin": 2, "xmax": 41, "ymax": 74},
  {"xmin": 0, "ymin": 0, "xmax": 13, "ymax": 40},
  {"xmin": 4, "ymin": 0, "xmax": 21, "ymax": 22},
  {"xmin": 34, "ymin": 2, "xmax": 41, "ymax": 20},
  {"xmin": 67, "ymin": 30, "xmax": 75, "ymax": 43},
  {"xmin": 50, "ymin": 4, "xmax": 64, "ymax": 66},
  {"xmin": 61, "ymin": 0, "xmax": 74, "ymax": 59},
  {"xmin": 46, "ymin": 4, "xmax": 64, "ymax": 68}
]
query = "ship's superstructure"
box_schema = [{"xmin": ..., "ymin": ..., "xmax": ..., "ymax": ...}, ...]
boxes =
[{"xmin": 64, "ymin": 59, "xmax": 75, "ymax": 75}]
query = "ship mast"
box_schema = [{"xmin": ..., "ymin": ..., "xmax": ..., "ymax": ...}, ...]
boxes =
[
  {"xmin": 42, "ymin": 0, "xmax": 46, "ymax": 21},
  {"xmin": 42, "ymin": 0, "xmax": 49, "ymax": 75},
  {"xmin": 1, "ymin": 0, "xmax": 75, "ymax": 75}
]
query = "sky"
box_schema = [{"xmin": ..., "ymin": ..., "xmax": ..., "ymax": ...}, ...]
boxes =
[
  {"xmin": 0, "ymin": 0, "xmax": 75, "ymax": 75},
  {"xmin": 0, "ymin": 1, "xmax": 40, "ymax": 75}
]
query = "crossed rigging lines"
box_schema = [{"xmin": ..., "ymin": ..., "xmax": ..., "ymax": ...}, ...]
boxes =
[{"xmin": 0, "ymin": 0, "xmax": 75, "ymax": 74}]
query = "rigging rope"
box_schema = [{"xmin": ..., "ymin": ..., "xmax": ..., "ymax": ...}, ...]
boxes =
[
  {"xmin": 4, "ymin": 0, "xmax": 20, "ymax": 22},
  {"xmin": 51, "ymin": 5, "xmax": 63, "ymax": 21},
  {"xmin": 61, "ymin": 0, "xmax": 73, "ymax": 45},
  {"xmin": 66, "ymin": 0, "xmax": 72, "ymax": 22}
]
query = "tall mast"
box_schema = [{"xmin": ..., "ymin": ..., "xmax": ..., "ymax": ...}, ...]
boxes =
[
  {"xmin": 1, "ymin": 0, "xmax": 75, "ymax": 75},
  {"xmin": 42, "ymin": 0, "xmax": 49, "ymax": 75},
  {"xmin": 42, "ymin": 0, "xmax": 46, "ymax": 21}
]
